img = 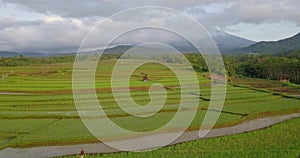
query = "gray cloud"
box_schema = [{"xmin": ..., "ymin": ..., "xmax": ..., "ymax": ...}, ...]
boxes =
[
  {"xmin": 3, "ymin": 0, "xmax": 299, "ymax": 23},
  {"xmin": 0, "ymin": 17, "xmax": 43, "ymax": 30},
  {"xmin": 0, "ymin": 0, "xmax": 299, "ymax": 52},
  {"xmin": 1, "ymin": 0, "xmax": 208, "ymax": 17},
  {"xmin": 2, "ymin": 0, "xmax": 299, "ymax": 31},
  {"xmin": 187, "ymin": 0, "xmax": 300, "ymax": 31},
  {"xmin": 0, "ymin": 17, "xmax": 93, "ymax": 52}
]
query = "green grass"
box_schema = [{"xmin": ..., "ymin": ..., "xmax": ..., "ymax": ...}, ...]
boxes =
[
  {"xmin": 0, "ymin": 59, "xmax": 299, "ymax": 153},
  {"xmin": 57, "ymin": 117, "xmax": 300, "ymax": 158},
  {"xmin": 7, "ymin": 119, "xmax": 96, "ymax": 148},
  {"xmin": 232, "ymin": 77, "xmax": 300, "ymax": 96}
]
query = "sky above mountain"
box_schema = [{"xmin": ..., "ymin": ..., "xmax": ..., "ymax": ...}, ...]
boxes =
[{"xmin": 0, "ymin": 0, "xmax": 299, "ymax": 52}]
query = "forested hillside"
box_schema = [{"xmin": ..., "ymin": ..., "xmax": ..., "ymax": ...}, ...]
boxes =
[{"xmin": 236, "ymin": 32, "xmax": 300, "ymax": 54}]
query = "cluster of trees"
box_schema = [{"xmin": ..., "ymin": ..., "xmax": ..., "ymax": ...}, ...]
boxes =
[
  {"xmin": 0, "ymin": 54, "xmax": 122, "ymax": 67},
  {"xmin": 227, "ymin": 54, "xmax": 300, "ymax": 83},
  {"xmin": 0, "ymin": 55, "xmax": 75, "ymax": 67},
  {"xmin": 184, "ymin": 53, "xmax": 208, "ymax": 72},
  {"xmin": 185, "ymin": 52, "xmax": 300, "ymax": 84}
]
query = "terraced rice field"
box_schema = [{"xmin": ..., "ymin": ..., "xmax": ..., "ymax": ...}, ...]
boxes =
[
  {"xmin": 0, "ymin": 59, "xmax": 299, "ymax": 150},
  {"xmin": 59, "ymin": 117, "xmax": 300, "ymax": 158}
]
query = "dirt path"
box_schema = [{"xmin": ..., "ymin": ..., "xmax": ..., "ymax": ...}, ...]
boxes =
[
  {"xmin": 1, "ymin": 113, "xmax": 299, "ymax": 158},
  {"xmin": 0, "ymin": 92, "xmax": 30, "ymax": 95}
]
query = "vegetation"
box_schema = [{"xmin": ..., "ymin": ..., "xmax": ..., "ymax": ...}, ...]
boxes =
[
  {"xmin": 231, "ymin": 77, "xmax": 300, "ymax": 96},
  {"xmin": 0, "ymin": 55, "xmax": 75, "ymax": 67},
  {"xmin": 1, "ymin": 51, "xmax": 300, "ymax": 84},
  {"xmin": 231, "ymin": 55, "xmax": 300, "ymax": 84},
  {"xmin": 0, "ymin": 58, "xmax": 299, "ymax": 151},
  {"xmin": 0, "ymin": 52, "xmax": 299, "ymax": 158},
  {"xmin": 58, "ymin": 117, "xmax": 300, "ymax": 158},
  {"xmin": 236, "ymin": 32, "xmax": 300, "ymax": 54}
]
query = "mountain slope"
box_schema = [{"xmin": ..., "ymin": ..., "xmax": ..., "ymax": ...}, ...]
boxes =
[
  {"xmin": 212, "ymin": 30, "xmax": 256, "ymax": 52},
  {"xmin": 237, "ymin": 32, "xmax": 300, "ymax": 54},
  {"xmin": 169, "ymin": 30, "xmax": 256, "ymax": 53},
  {"xmin": 0, "ymin": 31, "xmax": 259, "ymax": 56},
  {"xmin": 0, "ymin": 51, "xmax": 20, "ymax": 57}
]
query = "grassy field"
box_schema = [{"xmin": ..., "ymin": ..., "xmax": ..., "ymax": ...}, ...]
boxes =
[
  {"xmin": 58, "ymin": 117, "xmax": 300, "ymax": 158},
  {"xmin": 0, "ymin": 59, "xmax": 299, "ymax": 155},
  {"xmin": 231, "ymin": 77, "xmax": 300, "ymax": 96}
]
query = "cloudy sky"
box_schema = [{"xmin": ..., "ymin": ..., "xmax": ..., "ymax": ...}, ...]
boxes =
[{"xmin": 0, "ymin": 0, "xmax": 299, "ymax": 52}]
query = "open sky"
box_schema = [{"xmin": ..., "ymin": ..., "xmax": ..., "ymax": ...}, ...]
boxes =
[{"xmin": 0, "ymin": 0, "xmax": 299, "ymax": 52}]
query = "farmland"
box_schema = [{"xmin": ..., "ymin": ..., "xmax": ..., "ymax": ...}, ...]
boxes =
[
  {"xmin": 59, "ymin": 117, "xmax": 300, "ymax": 158},
  {"xmin": 0, "ymin": 58, "xmax": 300, "ymax": 157}
]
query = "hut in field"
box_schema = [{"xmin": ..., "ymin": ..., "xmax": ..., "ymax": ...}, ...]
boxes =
[
  {"xmin": 203, "ymin": 73, "xmax": 227, "ymax": 82},
  {"xmin": 279, "ymin": 75, "xmax": 289, "ymax": 83}
]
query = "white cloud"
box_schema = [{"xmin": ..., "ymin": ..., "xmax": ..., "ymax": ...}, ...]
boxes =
[{"xmin": 43, "ymin": 15, "xmax": 65, "ymax": 23}]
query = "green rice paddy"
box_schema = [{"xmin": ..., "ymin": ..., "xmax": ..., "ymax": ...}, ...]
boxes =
[
  {"xmin": 0, "ymin": 59, "xmax": 299, "ymax": 157},
  {"xmin": 59, "ymin": 117, "xmax": 300, "ymax": 158}
]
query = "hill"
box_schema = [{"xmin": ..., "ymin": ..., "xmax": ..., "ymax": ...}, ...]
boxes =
[
  {"xmin": 170, "ymin": 30, "xmax": 256, "ymax": 53},
  {"xmin": 212, "ymin": 30, "xmax": 256, "ymax": 52},
  {"xmin": 0, "ymin": 51, "xmax": 20, "ymax": 57},
  {"xmin": 0, "ymin": 30, "xmax": 257, "ymax": 56},
  {"xmin": 236, "ymin": 32, "xmax": 300, "ymax": 54}
]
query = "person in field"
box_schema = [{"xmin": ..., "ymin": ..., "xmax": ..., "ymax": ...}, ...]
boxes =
[
  {"xmin": 142, "ymin": 74, "xmax": 148, "ymax": 82},
  {"xmin": 79, "ymin": 149, "xmax": 84, "ymax": 158}
]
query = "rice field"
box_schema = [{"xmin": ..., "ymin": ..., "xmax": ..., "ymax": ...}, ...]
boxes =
[
  {"xmin": 0, "ymin": 59, "xmax": 299, "ymax": 156},
  {"xmin": 59, "ymin": 117, "xmax": 300, "ymax": 158}
]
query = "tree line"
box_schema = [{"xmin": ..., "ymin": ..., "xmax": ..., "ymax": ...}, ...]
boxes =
[
  {"xmin": 226, "ymin": 54, "xmax": 300, "ymax": 84},
  {"xmin": 184, "ymin": 52, "xmax": 300, "ymax": 84},
  {"xmin": 0, "ymin": 55, "xmax": 75, "ymax": 67},
  {"xmin": 0, "ymin": 53, "xmax": 122, "ymax": 67}
]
